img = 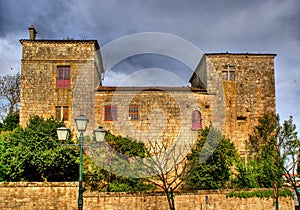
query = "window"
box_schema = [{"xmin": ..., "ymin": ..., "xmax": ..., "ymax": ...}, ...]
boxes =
[
  {"xmin": 56, "ymin": 106, "xmax": 69, "ymax": 121},
  {"xmin": 57, "ymin": 66, "xmax": 70, "ymax": 87},
  {"xmin": 221, "ymin": 65, "xmax": 235, "ymax": 81},
  {"xmin": 129, "ymin": 105, "xmax": 139, "ymax": 120},
  {"xmin": 104, "ymin": 105, "xmax": 118, "ymax": 121},
  {"xmin": 192, "ymin": 110, "xmax": 202, "ymax": 130},
  {"xmin": 237, "ymin": 116, "xmax": 247, "ymax": 121}
]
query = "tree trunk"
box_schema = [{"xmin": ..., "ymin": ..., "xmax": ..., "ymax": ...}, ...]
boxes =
[
  {"xmin": 166, "ymin": 188, "xmax": 175, "ymax": 210},
  {"xmin": 294, "ymin": 186, "xmax": 300, "ymax": 209}
]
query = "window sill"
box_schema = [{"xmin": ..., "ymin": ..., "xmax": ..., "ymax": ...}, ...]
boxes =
[{"xmin": 55, "ymin": 88, "xmax": 72, "ymax": 91}]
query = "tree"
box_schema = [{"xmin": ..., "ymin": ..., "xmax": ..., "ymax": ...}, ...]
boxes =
[
  {"xmin": 233, "ymin": 159, "xmax": 261, "ymax": 188},
  {"xmin": 83, "ymin": 131, "xmax": 155, "ymax": 192},
  {"xmin": 238, "ymin": 114, "xmax": 300, "ymax": 205},
  {"xmin": 139, "ymin": 139, "xmax": 191, "ymax": 210},
  {"xmin": 135, "ymin": 128, "xmax": 226, "ymax": 210},
  {"xmin": 0, "ymin": 116, "xmax": 79, "ymax": 181},
  {"xmin": 0, "ymin": 72, "xmax": 20, "ymax": 119},
  {"xmin": 277, "ymin": 116, "xmax": 300, "ymax": 205},
  {"xmin": 244, "ymin": 114, "xmax": 284, "ymax": 188},
  {"xmin": 0, "ymin": 112, "xmax": 19, "ymax": 131},
  {"xmin": 186, "ymin": 128, "xmax": 238, "ymax": 189}
]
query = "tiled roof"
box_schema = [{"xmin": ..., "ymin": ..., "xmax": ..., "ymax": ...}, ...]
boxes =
[
  {"xmin": 205, "ymin": 52, "xmax": 276, "ymax": 56},
  {"xmin": 19, "ymin": 39, "xmax": 100, "ymax": 49},
  {"xmin": 97, "ymin": 86, "xmax": 207, "ymax": 92}
]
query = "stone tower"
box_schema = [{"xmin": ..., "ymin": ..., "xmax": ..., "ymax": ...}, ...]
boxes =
[
  {"xmin": 19, "ymin": 26, "xmax": 104, "ymax": 132},
  {"xmin": 190, "ymin": 53, "xmax": 276, "ymax": 155}
]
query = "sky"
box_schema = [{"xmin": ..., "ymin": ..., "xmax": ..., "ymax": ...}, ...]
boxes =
[{"xmin": 0, "ymin": 0, "xmax": 299, "ymax": 130}]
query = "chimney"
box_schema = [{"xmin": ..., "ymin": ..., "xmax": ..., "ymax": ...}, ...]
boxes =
[{"xmin": 29, "ymin": 25, "xmax": 37, "ymax": 40}]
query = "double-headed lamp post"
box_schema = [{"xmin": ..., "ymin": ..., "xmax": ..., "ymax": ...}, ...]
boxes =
[{"xmin": 57, "ymin": 115, "xmax": 106, "ymax": 210}]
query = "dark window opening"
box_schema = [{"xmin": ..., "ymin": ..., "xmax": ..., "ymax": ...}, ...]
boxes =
[
  {"xmin": 237, "ymin": 116, "xmax": 247, "ymax": 121},
  {"xmin": 192, "ymin": 110, "xmax": 202, "ymax": 130},
  {"xmin": 56, "ymin": 106, "xmax": 69, "ymax": 121},
  {"xmin": 104, "ymin": 105, "xmax": 118, "ymax": 121},
  {"xmin": 56, "ymin": 106, "xmax": 61, "ymax": 120}
]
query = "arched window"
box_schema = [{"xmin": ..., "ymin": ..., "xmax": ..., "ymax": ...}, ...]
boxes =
[{"xmin": 192, "ymin": 110, "xmax": 202, "ymax": 130}]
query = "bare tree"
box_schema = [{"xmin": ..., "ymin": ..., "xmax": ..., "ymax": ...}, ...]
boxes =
[
  {"xmin": 141, "ymin": 140, "xmax": 192, "ymax": 210},
  {"xmin": 139, "ymin": 130, "xmax": 221, "ymax": 210},
  {"xmin": 0, "ymin": 72, "xmax": 20, "ymax": 119}
]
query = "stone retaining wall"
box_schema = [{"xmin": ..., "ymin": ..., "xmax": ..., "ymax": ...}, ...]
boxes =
[{"xmin": 0, "ymin": 182, "xmax": 294, "ymax": 210}]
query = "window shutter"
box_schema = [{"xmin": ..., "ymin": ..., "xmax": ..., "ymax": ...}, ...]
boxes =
[{"xmin": 192, "ymin": 110, "xmax": 202, "ymax": 130}]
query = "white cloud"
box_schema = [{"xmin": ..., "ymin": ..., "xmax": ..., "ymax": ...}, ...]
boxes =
[
  {"xmin": 102, "ymin": 71, "xmax": 128, "ymax": 86},
  {"xmin": 103, "ymin": 68, "xmax": 186, "ymax": 87},
  {"xmin": 119, "ymin": 68, "xmax": 186, "ymax": 87},
  {"xmin": 0, "ymin": 32, "xmax": 24, "ymax": 75}
]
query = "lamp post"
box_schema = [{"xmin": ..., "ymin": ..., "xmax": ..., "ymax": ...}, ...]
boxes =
[
  {"xmin": 56, "ymin": 115, "xmax": 106, "ymax": 210},
  {"xmin": 74, "ymin": 115, "xmax": 88, "ymax": 210}
]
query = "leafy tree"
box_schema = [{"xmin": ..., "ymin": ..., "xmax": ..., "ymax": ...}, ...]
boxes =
[
  {"xmin": 0, "ymin": 116, "xmax": 79, "ymax": 181},
  {"xmin": 186, "ymin": 127, "xmax": 238, "ymax": 189},
  {"xmin": 277, "ymin": 116, "xmax": 300, "ymax": 205},
  {"xmin": 241, "ymin": 114, "xmax": 283, "ymax": 188},
  {"xmin": 233, "ymin": 159, "xmax": 260, "ymax": 188},
  {"xmin": 236, "ymin": 113, "xmax": 299, "ymax": 205},
  {"xmin": 105, "ymin": 131, "xmax": 148, "ymax": 158},
  {"xmin": 84, "ymin": 131, "xmax": 154, "ymax": 192},
  {"xmin": 0, "ymin": 112, "xmax": 19, "ymax": 131},
  {"xmin": 0, "ymin": 72, "xmax": 20, "ymax": 119}
]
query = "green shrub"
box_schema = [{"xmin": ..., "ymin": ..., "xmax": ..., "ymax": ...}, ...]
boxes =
[{"xmin": 226, "ymin": 189, "xmax": 292, "ymax": 199}]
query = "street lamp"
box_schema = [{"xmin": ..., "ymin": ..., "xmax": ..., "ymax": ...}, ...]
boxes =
[
  {"xmin": 57, "ymin": 127, "xmax": 69, "ymax": 141},
  {"xmin": 94, "ymin": 126, "xmax": 106, "ymax": 143},
  {"xmin": 56, "ymin": 115, "xmax": 106, "ymax": 210},
  {"xmin": 74, "ymin": 115, "xmax": 88, "ymax": 210}
]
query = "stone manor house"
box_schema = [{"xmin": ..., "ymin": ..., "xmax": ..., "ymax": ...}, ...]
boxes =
[{"xmin": 19, "ymin": 26, "xmax": 276, "ymax": 157}]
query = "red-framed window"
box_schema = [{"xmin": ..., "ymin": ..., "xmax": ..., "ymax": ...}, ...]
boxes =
[
  {"xmin": 104, "ymin": 105, "xmax": 118, "ymax": 121},
  {"xmin": 55, "ymin": 106, "xmax": 69, "ymax": 121},
  {"xmin": 192, "ymin": 110, "xmax": 202, "ymax": 130},
  {"xmin": 57, "ymin": 66, "xmax": 70, "ymax": 87},
  {"xmin": 129, "ymin": 105, "xmax": 139, "ymax": 120}
]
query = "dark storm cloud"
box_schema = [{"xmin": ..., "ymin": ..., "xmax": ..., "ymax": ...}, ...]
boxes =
[
  {"xmin": 111, "ymin": 54, "xmax": 192, "ymax": 83},
  {"xmin": 0, "ymin": 0, "xmax": 71, "ymax": 37}
]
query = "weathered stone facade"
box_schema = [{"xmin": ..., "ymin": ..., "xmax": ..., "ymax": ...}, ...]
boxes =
[
  {"xmin": 95, "ymin": 86, "xmax": 212, "ymax": 145},
  {"xmin": 0, "ymin": 182, "xmax": 293, "ymax": 210},
  {"xmin": 190, "ymin": 53, "xmax": 276, "ymax": 155},
  {"xmin": 19, "ymin": 27, "xmax": 276, "ymax": 155},
  {"xmin": 20, "ymin": 38, "xmax": 103, "ymax": 131}
]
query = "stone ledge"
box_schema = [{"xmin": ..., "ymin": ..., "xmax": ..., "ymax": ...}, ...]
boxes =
[{"xmin": 0, "ymin": 182, "xmax": 78, "ymax": 188}]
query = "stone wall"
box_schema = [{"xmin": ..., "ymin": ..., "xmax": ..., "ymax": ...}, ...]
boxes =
[
  {"xmin": 95, "ymin": 87, "xmax": 213, "ymax": 145},
  {"xmin": 0, "ymin": 182, "xmax": 293, "ymax": 210}
]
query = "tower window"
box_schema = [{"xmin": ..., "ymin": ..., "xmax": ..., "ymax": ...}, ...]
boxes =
[
  {"xmin": 104, "ymin": 105, "xmax": 118, "ymax": 121},
  {"xmin": 129, "ymin": 105, "xmax": 139, "ymax": 120},
  {"xmin": 237, "ymin": 116, "xmax": 247, "ymax": 121},
  {"xmin": 192, "ymin": 110, "xmax": 202, "ymax": 130},
  {"xmin": 55, "ymin": 106, "xmax": 69, "ymax": 121},
  {"xmin": 221, "ymin": 65, "xmax": 235, "ymax": 81},
  {"xmin": 57, "ymin": 66, "xmax": 70, "ymax": 87}
]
